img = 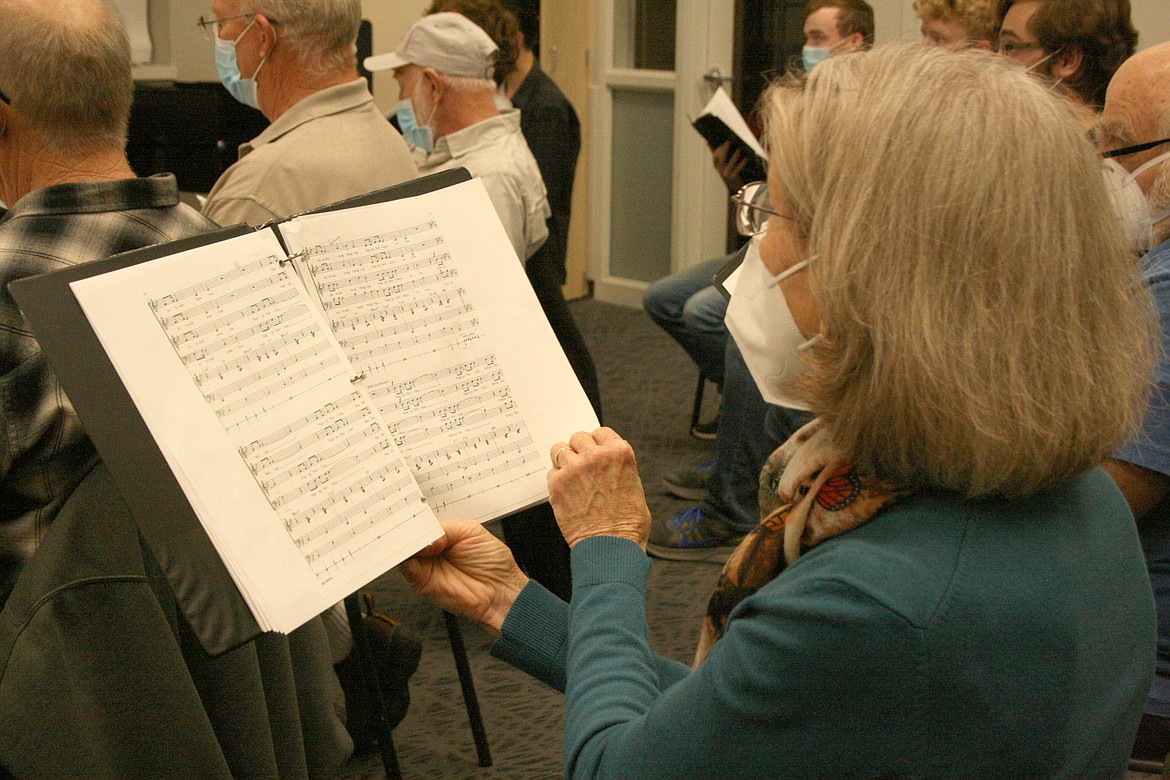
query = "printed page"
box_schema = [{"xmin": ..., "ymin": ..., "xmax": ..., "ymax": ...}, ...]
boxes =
[
  {"xmin": 279, "ymin": 178, "xmax": 599, "ymax": 521},
  {"xmin": 698, "ymin": 86, "xmax": 767, "ymax": 159},
  {"xmin": 70, "ymin": 229, "xmax": 442, "ymax": 633}
]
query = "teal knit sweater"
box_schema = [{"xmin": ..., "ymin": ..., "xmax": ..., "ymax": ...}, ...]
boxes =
[{"xmin": 491, "ymin": 468, "xmax": 1155, "ymax": 778}]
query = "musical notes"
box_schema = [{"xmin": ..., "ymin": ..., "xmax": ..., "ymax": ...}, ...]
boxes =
[
  {"xmin": 284, "ymin": 210, "xmax": 552, "ymax": 521},
  {"xmin": 72, "ymin": 228, "xmax": 441, "ymax": 631}
]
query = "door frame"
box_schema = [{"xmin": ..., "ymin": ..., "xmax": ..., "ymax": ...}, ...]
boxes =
[{"xmin": 588, "ymin": 0, "xmax": 735, "ymax": 308}]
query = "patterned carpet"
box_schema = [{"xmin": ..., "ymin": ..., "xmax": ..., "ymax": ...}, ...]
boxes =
[{"xmin": 340, "ymin": 297, "xmax": 726, "ymax": 779}]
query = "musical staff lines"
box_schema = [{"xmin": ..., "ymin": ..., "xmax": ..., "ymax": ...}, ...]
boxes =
[
  {"xmin": 235, "ymin": 390, "xmax": 426, "ymax": 580},
  {"xmin": 150, "ymin": 257, "xmax": 342, "ymax": 429},
  {"xmin": 280, "ymin": 201, "xmax": 559, "ymax": 523},
  {"xmin": 301, "ymin": 218, "xmax": 479, "ymax": 371}
]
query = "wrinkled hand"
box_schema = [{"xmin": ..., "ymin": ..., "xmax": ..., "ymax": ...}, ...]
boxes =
[
  {"xmin": 547, "ymin": 428, "xmax": 651, "ymax": 550},
  {"xmin": 712, "ymin": 140, "xmax": 747, "ymax": 191},
  {"xmin": 399, "ymin": 520, "xmax": 529, "ymax": 635}
]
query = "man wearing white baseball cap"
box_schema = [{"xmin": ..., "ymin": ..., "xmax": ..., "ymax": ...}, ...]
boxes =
[{"xmin": 366, "ymin": 12, "xmax": 550, "ymax": 264}]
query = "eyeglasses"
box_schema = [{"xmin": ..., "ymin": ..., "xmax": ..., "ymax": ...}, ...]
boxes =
[
  {"xmin": 196, "ymin": 13, "xmax": 252, "ymax": 41},
  {"xmin": 1102, "ymin": 138, "xmax": 1170, "ymax": 160},
  {"xmin": 731, "ymin": 181, "xmax": 796, "ymax": 236},
  {"xmin": 997, "ymin": 40, "xmax": 1046, "ymax": 56}
]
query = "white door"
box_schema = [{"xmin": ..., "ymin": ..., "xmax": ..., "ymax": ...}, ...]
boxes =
[{"xmin": 589, "ymin": 0, "xmax": 735, "ymax": 307}]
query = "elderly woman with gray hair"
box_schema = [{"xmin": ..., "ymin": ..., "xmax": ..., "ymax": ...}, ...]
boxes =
[{"xmin": 401, "ymin": 43, "xmax": 1157, "ymax": 777}]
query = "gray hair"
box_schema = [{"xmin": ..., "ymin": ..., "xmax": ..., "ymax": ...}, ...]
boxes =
[
  {"xmin": 0, "ymin": 0, "xmax": 132, "ymax": 155},
  {"xmin": 443, "ymin": 75, "xmax": 497, "ymax": 94},
  {"xmin": 240, "ymin": 0, "xmax": 360, "ymax": 79},
  {"xmin": 765, "ymin": 43, "xmax": 1156, "ymax": 498}
]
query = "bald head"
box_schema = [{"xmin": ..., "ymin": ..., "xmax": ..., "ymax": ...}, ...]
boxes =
[
  {"xmin": 0, "ymin": 0, "xmax": 132, "ymax": 155},
  {"xmin": 1097, "ymin": 41, "xmax": 1170, "ymax": 244}
]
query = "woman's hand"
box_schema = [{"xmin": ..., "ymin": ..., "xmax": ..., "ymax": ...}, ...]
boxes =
[
  {"xmin": 399, "ymin": 520, "xmax": 529, "ymax": 635},
  {"xmin": 547, "ymin": 428, "xmax": 651, "ymax": 550}
]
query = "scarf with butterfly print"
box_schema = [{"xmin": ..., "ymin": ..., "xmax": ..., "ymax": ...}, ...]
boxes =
[{"xmin": 694, "ymin": 417, "xmax": 910, "ymax": 666}]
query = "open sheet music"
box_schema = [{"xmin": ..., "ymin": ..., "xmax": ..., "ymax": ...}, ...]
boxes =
[{"xmin": 69, "ymin": 178, "xmax": 598, "ymax": 634}]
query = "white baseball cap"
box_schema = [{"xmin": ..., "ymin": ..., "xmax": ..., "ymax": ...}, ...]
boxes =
[{"xmin": 364, "ymin": 12, "xmax": 498, "ymax": 79}]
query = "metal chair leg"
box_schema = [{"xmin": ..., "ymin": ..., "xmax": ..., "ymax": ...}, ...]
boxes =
[
  {"xmin": 344, "ymin": 595, "xmax": 403, "ymax": 780},
  {"xmin": 690, "ymin": 372, "xmax": 708, "ymax": 432},
  {"xmin": 444, "ymin": 611, "xmax": 492, "ymax": 767}
]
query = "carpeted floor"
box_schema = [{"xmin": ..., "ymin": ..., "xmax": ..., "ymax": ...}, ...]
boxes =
[{"xmin": 339, "ymin": 297, "xmax": 727, "ymax": 779}]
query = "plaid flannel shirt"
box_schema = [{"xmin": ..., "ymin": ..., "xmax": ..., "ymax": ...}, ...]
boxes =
[{"xmin": 0, "ymin": 173, "xmax": 216, "ymax": 601}]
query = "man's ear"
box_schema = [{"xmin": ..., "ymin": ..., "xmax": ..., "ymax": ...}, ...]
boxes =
[
  {"xmin": 253, "ymin": 13, "xmax": 278, "ymax": 59},
  {"xmin": 421, "ymin": 67, "xmax": 446, "ymax": 102},
  {"xmin": 1051, "ymin": 44, "xmax": 1084, "ymax": 82},
  {"xmin": 971, "ymin": 38, "xmax": 994, "ymax": 52},
  {"xmin": 842, "ymin": 31, "xmax": 865, "ymax": 52}
]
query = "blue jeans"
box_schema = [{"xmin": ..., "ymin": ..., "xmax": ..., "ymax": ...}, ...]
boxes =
[
  {"xmin": 701, "ymin": 337, "xmax": 815, "ymax": 533},
  {"xmin": 643, "ymin": 256, "xmax": 730, "ymax": 386}
]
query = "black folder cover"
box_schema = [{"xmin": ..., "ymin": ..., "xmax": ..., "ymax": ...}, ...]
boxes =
[
  {"xmin": 691, "ymin": 114, "xmax": 768, "ymax": 183},
  {"xmin": 8, "ymin": 168, "xmax": 472, "ymax": 656}
]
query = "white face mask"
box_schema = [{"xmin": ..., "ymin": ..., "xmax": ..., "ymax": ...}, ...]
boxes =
[
  {"xmin": 1105, "ymin": 157, "xmax": 1157, "ymax": 254},
  {"xmin": 1124, "ymin": 149, "xmax": 1170, "ymax": 251},
  {"xmin": 724, "ymin": 235, "xmax": 821, "ymax": 411}
]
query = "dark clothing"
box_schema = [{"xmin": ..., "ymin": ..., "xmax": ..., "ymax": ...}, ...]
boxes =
[
  {"xmin": 512, "ymin": 61, "xmax": 580, "ymax": 285},
  {"xmin": 0, "ymin": 174, "xmax": 216, "ymax": 603},
  {"xmin": 502, "ymin": 63, "xmax": 599, "ymax": 598},
  {"xmin": 0, "ymin": 463, "xmax": 350, "ymax": 778}
]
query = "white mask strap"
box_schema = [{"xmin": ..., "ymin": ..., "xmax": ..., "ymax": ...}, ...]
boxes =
[{"xmin": 1128, "ymin": 149, "xmax": 1170, "ymax": 186}]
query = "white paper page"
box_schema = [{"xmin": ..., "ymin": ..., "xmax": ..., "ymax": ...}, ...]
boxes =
[
  {"xmin": 700, "ymin": 86, "xmax": 767, "ymax": 160},
  {"xmin": 280, "ymin": 179, "xmax": 599, "ymax": 521},
  {"xmin": 70, "ymin": 230, "xmax": 442, "ymax": 633}
]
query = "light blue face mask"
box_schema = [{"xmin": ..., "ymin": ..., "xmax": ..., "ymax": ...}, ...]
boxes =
[
  {"xmin": 802, "ymin": 45, "xmax": 831, "ymax": 72},
  {"xmin": 214, "ymin": 18, "xmax": 267, "ymax": 110},
  {"xmin": 395, "ymin": 79, "xmax": 436, "ymax": 154}
]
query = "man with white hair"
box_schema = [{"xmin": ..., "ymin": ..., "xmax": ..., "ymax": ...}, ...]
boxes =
[
  {"xmin": 1095, "ymin": 40, "xmax": 1170, "ymax": 764},
  {"xmin": 0, "ymin": 0, "xmax": 217, "ymax": 603},
  {"xmin": 367, "ymin": 12, "xmax": 568, "ymax": 597},
  {"xmin": 202, "ymin": 0, "xmax": 417, "ymax": 226},
  {"xmin": 366, "ymin": 11, "xmax": 551, "ymax": 265}
]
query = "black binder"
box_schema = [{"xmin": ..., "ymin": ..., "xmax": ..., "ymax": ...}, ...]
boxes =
[
  {"xmin": 8, "ymin": 168, "xmax": 472, "ymax": 656},
  {"xmin": 691, "ymin": 114, "xmax": 768, "ymax": 184}
]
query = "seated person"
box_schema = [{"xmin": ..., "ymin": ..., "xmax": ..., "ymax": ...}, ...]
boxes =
[
  {"xmin": 916, "ymin": 0, "xmax": 998, "ymax": 50},
  {"xmin": 421, "ymin": 0, "xmax": 601, "ymax": 422},
  {"xmin": 997, "ymin": 0, "xmax": 1136, "ymax": 131},
  {"xmin": 366, "ymin": 12, "xmax": 549, "ymax": 265},
  {"xmin": 202, "ymin": 0, "xmax": 417, "ymax": 226},
  {"xmin": 0, "ymin": 0, "xmax": 217, "ymax": 603},
  {"xmin": 644, "ymin": 0, "xmax": 873, "ymax": 554},
  {"xmin": 366, "ymin": 12, "xmax": 581, "ymax": 601},
  {"xmin": 400, "ymin": 44, "xmax": 1156, "ymax": 775},
  {"xmin": 1095, "ymin": 41, "xmax": 1170, "ymax": 763}
]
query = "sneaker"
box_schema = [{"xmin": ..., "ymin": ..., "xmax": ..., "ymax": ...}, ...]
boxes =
[
  {"xmin": 690, "ymin": 415, "xmax": 719, "ymax": 440},
  {"xmin": 663, "ymin": 460, "xmax": 713, "ymax": 500},
  {"xmin": 647, "ymin": 506, "xmax": 745, "ymax": 563}
]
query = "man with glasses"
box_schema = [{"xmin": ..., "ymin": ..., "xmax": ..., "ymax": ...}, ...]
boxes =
[
  {"xmin": 1095, "ymin": 40, "xmax": 1170, "ymax": 766},
  {"xmin": 997, "ymin": 0, "xmax": 1136, "ymax": 128},
  {"xmin": 643, "ymin": 1, "xmax": 870, "ymax": 560},
  {"xmin": 200, "ymin": 0, "xmax": 417, "ymax": 227},
  {"xmin": 200, "ymin": 0, "xmax": 423, "ymax": 757}
]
